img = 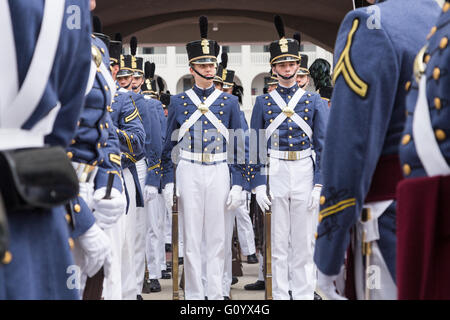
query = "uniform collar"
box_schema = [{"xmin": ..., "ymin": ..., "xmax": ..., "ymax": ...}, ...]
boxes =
[
  {"xmin": 193, "ymin": 84, "xmax": 215, "ymax": 97},
  {"xmin": 276, "ymin": 83, "xmax": 299, "ymax": 95}
]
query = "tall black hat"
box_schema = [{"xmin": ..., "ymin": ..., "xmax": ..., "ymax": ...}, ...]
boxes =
[
  {"xmin": 93, "ymin": 16, "xmax": 110, "ymax": 49},
  {"xmin": 117, "ymin": 36, "xmax": 140, "ymax": 78},
  {"xmin": 267, "ymin": 70, "xmax": 279, "ymax": 86},
  {"xmin": 269, "ymin": 16, "xmax": 300, "ymax": 65},
  {"xmin": 319, "ymin": 86, "xmax": 333, "ymax": 101},
  {"xmin": 141, "ymin": 62, "xmax": 157, "ymax": 97},
  {"xmin": 186, "ymin": 16, "xmax": 220, "ymax": 65},
  {"xmin": 109, "ymin": 33, "xmax": 122, "ymax": 66},
  {"xmin": 215, "ymin": 53, "xmax": 235, "ymax": 88},
  {"xmin": 214, "ymin": 52, "xmax": 228, "ymax": 83}
]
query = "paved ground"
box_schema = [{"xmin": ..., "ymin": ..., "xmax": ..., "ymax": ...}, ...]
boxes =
[{"xmin": 142, "ymin": 254, "xmax": 265, "ymax": 300}]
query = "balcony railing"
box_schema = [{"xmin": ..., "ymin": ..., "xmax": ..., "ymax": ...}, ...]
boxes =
[{"xmin": 140, "ymin": 54, "xmax": 167, "ymax": 66}]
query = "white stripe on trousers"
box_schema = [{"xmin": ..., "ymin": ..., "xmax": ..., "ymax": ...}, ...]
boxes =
[{"xmin": 177, "ymin": 159, "xmax": 229, "ymax": 300}]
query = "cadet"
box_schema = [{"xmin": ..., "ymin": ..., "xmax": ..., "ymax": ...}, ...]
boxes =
[
  {"xmin": 250, "ymin": 15, "xmax": 329, "ymax": 300},
  {"xmin": 397, "ymin": 1, "xmax": 450, "ymax": 299},
  {"xmin": 68, "ymin": 16, "xmax": 127, "ymax": 299},
  {"xmin": 161, "ymin": 16, "xmax": 246, "ymax": 300},
  {"xmin": 0, "ymin": 0, "xmax": 91, "ymax": 299},
  {"xmin": 314, "ymin": 0, "xmax": 441, "ymax": 300}
]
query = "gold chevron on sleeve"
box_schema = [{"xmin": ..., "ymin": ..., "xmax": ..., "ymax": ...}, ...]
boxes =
[
  {"xmin": 125, "ymin": 108, "xmax": 139, "ymax": 123},
  {"xmin": 109, "ymin": 154, "xmax": 121, "ymax": 166},
  {"xmin": 129, "ymin": 97, "xmax": 143, "ymax": 122},
  {"xmin": 124, "ymin": 152, "xmax": 137, "ymax": 163},
  {"xmin": 148, "ymin": 161, "xmax": 161, "ymax": 172},
  {"xmin": 332, "ymin": 19, "xmax": 368, "ymax": 98},
  {"xmin": 119, "ymin": 129, "xmax": 134, "ymax": 154},
  {"xmin": 318, "ymin": 198, "xmax": 357, "ymax": 223}
]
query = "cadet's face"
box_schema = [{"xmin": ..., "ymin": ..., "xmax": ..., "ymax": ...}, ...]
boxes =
[
  {"xmin": 132, "ymin": 76, "xmax": 143, "ymax": 88},
  {"xmin": 296, "ymin": 74, "xmax": 309, "ymax": 88},
  {"xmin": 214, "ymin": 82, "xmax": 223, "ymax": 90},
  {"xmin": 268, "ymin": 84, "xmax": 277, "ymax": 92},
  {"xmin": 118, "ymin": 75, "xmax": 132, "ymax": 88},
  {"xmin": 273, "ymin": 61, "xmax": 299, "ymax": 79},
  {"xmin": 90, "ymin": 0, "xmax": 96, "ymax": 11},
  {"xmin": 223, "ymin": 87, "xmax": 233, "ymax": 94},
  {"xmin": 111, "ymin": 65, "xmax": 120, "ymax": 80},
  {"xmin": 190, "ymin": 63, "xmax": 217, "ymax": 87}
]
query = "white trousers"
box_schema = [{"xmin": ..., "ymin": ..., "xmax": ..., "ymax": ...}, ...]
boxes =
[
  {"xmin": 121, "ymin": 167, "xmax": 138, "ymax": 300},
  {"xmin": 177, "ymin": 160, "xmax": 229, "ymax": 300},
  {"xmin": 222, "ymin": 193, "xmax": 257, "ymax": 296},
  {"xmin": 134, "ymin": 159, "xmax": 148, "ymax": 294},
  {"xmin": 269, "ymin": 156, "xmax": 315, "ymax": 300},
  {"xmin": 102, "ymin": 216, "xmax": 123, "ymax": 300}
]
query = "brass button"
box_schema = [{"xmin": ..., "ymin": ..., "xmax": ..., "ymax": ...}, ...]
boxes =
[
  {"xmin": 217, "ymin": 137, "xmax": 221, "ymax": 141},
  {"xmin": 216, "ymin": 146, "xmax": 220, "ymax": 150},
  {"xmin": 305, "ymin": 100, "xmax": 310, "ymax": 104},
  {"xmin": 304, "ymin": 116, "xmax": 309, "ymax": 121},
  {"xmin": 203, "ymin": 138, "xmax": 207, "ymax": 142},
  {"xmin": 320, "ymin": 196, "xmax": 326, "ymax": 205},
  {"xmin": 274, "ymin": 142, "xmax": 278, "ymax": 146},
  {"xmin": 440, "ymin": 37, "xmax": 448, "ymax": 49},
  {"xmin": 288, "ymin": 95, "xmax": 292, "ymax": 99},
  {"xmin": 74, "ymin": 204, "xmax": 81, "ymax": 213},
  {"xmin": 314, "ymin": 232, "xmax": 318, "ymax": 239},
  {"xmin": 268, "ymin": 110, "xmax": 272, "ymax": 114},
  {"xmin": 184, "ymin": 111, "xmax": 188, "ymax": 115},
  {"xmin": 433, "ymin": 67, "xmax": 440, "ymax": 80},
  {"xmin": 265, "ymin": 96, "xmax": 269, "ymax": 99},
  {"xmin": 203, "ymin": 96, "xmax": 207, "ymax": 100},
  {"xmin": 220, "ymin": 103, "xmax": 225, "ymax": 106},
  {"xmin": 67, "ymin": 151, "xmax": 73, "ymax": 159},
  {"xmin": 267, "ymin": 103, "xmax": 272, "ymax": 106},
  {"xmin": 204, "ymin": 129, "xmax": 208, "ymax": 133},
  {"xmin": 65, "ymin": 214, "xmax": 72, "ymax": 224},
  {"xmin": 403, "ymin": 164, "xmax": 411, "ymax": 176},
  {"xmin": 304, "ymin": 108, "xmax": 309, "ymax": 112},
  {"xmin": 204, "ymin": 147, "xmax": 207, "ymax": 152},
  {"xmin": 181, "ymin": 96, "xmax": 185, "ymax": 99},
  {"xmin": 99, "ymin": 124, "xmax": 103, "ymax": 130},
  {"xmin": 104, "ymin": 85, "xmax": 109, "ymax": 91},
  {"xmin": 105, "ymin": 123, "xmax": 109, "ymax": 129},
  {"xmin": 116, "ymin": 129, "xmax": 120, "ymax": 133},
  {"xmin": 302, "ymin": 133, "xmax": 306, "ymax": 137},
  {"xmin": 280, "ymin": 89, "xmax": 284, "ymax": 92},
  {"xmin": 289, "ymin": 127, "xmax": 293, "ymax": 131},
  {"xmin": 2, "ymin": 251, "xmax": 12, "ymax": 264},
  {"xmin": 435, "ymin": 129, "xmax": 446, "ymax": 141},
  {"xmin": 68, "ymin": 238, "xmax": 75, "ymax": 250},
  {"xmin": 402, "ymin": 134, "xmax": 411, "ymax": 145},
  {"xmin": 301, "ymin": 141, "xmax": 306, "ymax": 145},
  {"xmin": 71, "ymin": 139, "xmax": 76, "ymax": 145},
  {"xmin": 405, "ymin": 81, "xmax": 411, "ymax": 91},
  {"xmin": 219, "ymin": 111, "xmax": 224, "ymax": 115},
  {"xmin": 269, "ymin": 119, "xmax": 273, "ymax": 123},
  {"xmin": 289, "ymin": 143, "xmax": 293, "ymax": 147},
  {"xmin": 424, "ymin": 54, "xmax": 431, "ymax": 64},
  {"xmin": 104, "ymin": 142, "xmax": 107, "ymax": 147},
  {"xmin": 183, "ymin": 103, "xmax": 187, "ymax": 106},
  {"xmin": 435, "ymin": 97, "xmax": 442, "ymax": 110},
  {"xmin": 97, "ymin": 143, "xmax": 101, "ymax": 149},
  {"xmin": 204, "ymin": 121, "xmax": 208, "ymax": 124},
  {"xmin": 289, "ymin": 135, "xmax": 292, "ymax": 139},
  {"xmin": 288, "ymin": 119, "xmax": 292, "ymax": 123},
  {"xmin": 307, "ymin": 94, "xmax": 311, "ymax": 97}
]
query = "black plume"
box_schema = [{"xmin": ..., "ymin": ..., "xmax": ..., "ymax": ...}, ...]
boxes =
[
  {"xmin": 293, "ymin": 32, "xmax": 301, "ymax": 45},
  {"xmin": 199, "ymin": 16, "xmax": 208, "ymax": 39},
  {"xmin": 144, "ymin": 61, "xmax": 151, "ymax": 79},
  {"xmin": 221, "ymin": 52, "xmax": 228, "ymax": 69},
  {"xmin": 157, "ymin": 77, "xmax": 165, "ymax": 92},
  {"xmin": 130, "ymin": 36, "xmax": 137, "ymax": 56},
  {"xmin": 263, "ymin": 87, "xmax": 269, "ymax": 94},
  {"xmin": 93, "ymin": 16, "xmax": 102, "ymax": 33},
  {"xmin": 115, "ymin": 33, "xmax": 122, "ymax": 42},
  {"xmin": 149, "ymin": 62, "xmax": 155, "ymax": 79},
  {"xmin": 274, "ymin": 15, "xmax": 285, "ymax": 38}
]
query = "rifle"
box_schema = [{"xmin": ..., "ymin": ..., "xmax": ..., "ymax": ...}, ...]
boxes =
[
  {"xmin": 0, "ymin": 193, "xmax": 9, "ymax": 264},
  {"xmin": 264, "ymin": 158, "xmax": 273, "ymax": 300},
  {"xmin": 172, "ymin": 165, "xmax": 180, "ymax": 300},
  {"xmin": 361, "ymin": 208, "xmax": 372, "ymax": 300},
  {"xmin": 83, "ymin": 172, "xmax": 114, "ymax": 300},
  {"xmin": 232, "ymin": 217, "xmax": 243, "ymax": 277}
]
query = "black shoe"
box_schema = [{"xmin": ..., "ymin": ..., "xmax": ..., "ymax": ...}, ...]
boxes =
[
  {"xmin": 149, "ymin": 279, "xmax": 161, "ymax": 292},
  {"xmin": 247, "ymin": 253, "xmax": 258, "ymax": 264},
  {"xmin": 289, "ymin": 290, "xmax": 293, "ymax": 300},
  {"xmin": 142, "ymin": 279, "xmax": 151, "ymax": 294},
  {"xmin": 223, "ymin": 296, "xmax": 231, "ymax": 300},
  {"xmin": 231, "ymin": 277, "xmax": 239, "ymax": 285},
  {"xmin": 165, "ymin": 243, "xmax": 172, "ymax": 252},
  {"xmin": 244, "ymin": 280, "xmax": 265, "ymax": 291},
  {"xmin": 314, "ymin": 291, "xmax": 323, "ymax": 300},
  {"xmin": 137, "ymin": 294, "xmax": 144, "ymax": 300},
  {"xmin": 178, "ymin": 257, "xmax": 184, "ymax": 265},
  {"xmin": 161, "ymin": 269, "xmax": 171, "ymax": 279},
  {"xmin": 166, "ymin": 262, "xmax": 172, "ymax": 272}
]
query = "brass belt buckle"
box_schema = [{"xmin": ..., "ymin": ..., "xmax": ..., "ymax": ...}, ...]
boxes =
[
  {"xmin": 287, "ymin": 151, "xmax": 298, "ymax": 161},
  {"xmin": 202, "ymin": 153, "xmax": 212, "ymax": 163}
]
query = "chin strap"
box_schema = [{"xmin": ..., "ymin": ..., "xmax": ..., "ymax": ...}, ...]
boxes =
[
  {"xmin": 191, "ymin": 66, "xmax": 215, "ymax": 80},
  {"xmin": 300, "ymin": 82, "xmax": 307, "ymax": 89},
  {"xmin": 278, "ymin": 73, "xmax": 296, "ymax": 80}
]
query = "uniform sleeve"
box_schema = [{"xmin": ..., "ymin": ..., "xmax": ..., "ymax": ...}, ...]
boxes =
[
  {"xmin": 70, "ymin": 196, "xmax": 95, "ymax": 239},
  {"xmin": 95, "ymin": 112, "xmax": 123, "ymax": 192},
  {"xmin": 249, "ymin": 96, "xmax": 267, "ymax": 190},
  {"xmin": 161, "ymin": 100, "xmax": 180, "ymax": 188},
  {"xmin": 311, "ymin": 95, "xmax": 329, "ymax": 185},
  {"xmin": 229, "ymin": 97, "xmax": 246, "ymax": 188},
  {"xmin": 314, "ymin": 9, "xmax": 400, "ymax": 276},
  {"xmin": 143, "ymin": 101, "xmax": 162, "ymax": 188},
  {"xmin": 117, "ymin": 95, "xmax": 146, "ymax": 167}
]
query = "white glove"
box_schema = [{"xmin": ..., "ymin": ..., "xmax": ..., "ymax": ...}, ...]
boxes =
[
  {"xmin": 254, "ymin": 185, "xmax": 273, "ymax": 212},
  {"xmin": 316, "ymin": 270, "xmax": 347, "ymax": 300},
  {"xmin": 78, "ymin": 181, "xmax": 94, "ymax": 210},
  {"xmin": 226, "ymin": 185, "xmax": 244, "ymax": 211},
  {"xmin": 144, "ymin": 185, "xmax": 158, "ymax": 203},
  {"xmin": 76, "ymin": 223, "xmax": 112, "ymax": 278},
  {"xmin": 307, "ymin": 185, "xmax": 322, "ymax": 211},
  {"xmin": 163, "ymin": 183, "xmax": 175, "ymax": 212},
  {"xmin": 92, "ymin": 187, "xmax": 126, "ymax": 229}
]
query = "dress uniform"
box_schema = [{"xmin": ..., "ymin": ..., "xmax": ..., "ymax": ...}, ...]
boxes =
[
  {"xmin": 250, "ymin": 15, "xmax": 329, "ymax": 300},
  {"xmin": 397, "ymin": 1, "xmax": 450, "ymax": 299},
  {"xmin": 313, "ymin": 0, "xmax": 441, "ymax": 300},
  {"xmin": 0, "ymin": 0, "xmax": 92, "ymax": 299},
  {"xmin": 161, "ymin": 16, "xmax": 246, "ymax": 300},
  {"xmin": 67, "ymin": 23, "xmax": 127, "ymax": 299}
]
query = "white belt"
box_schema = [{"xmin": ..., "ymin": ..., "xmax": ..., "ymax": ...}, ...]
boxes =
[
  {"xmin": 71, "ymin": 161, "xmax": 98, "ymax": 184},
  {"xmin": 180, "ymin": 150, "xmax": 227, "ymax": 164},
  {"xmin": 268, "ymin": 148, "xmax": 312, "ymax": 161}
]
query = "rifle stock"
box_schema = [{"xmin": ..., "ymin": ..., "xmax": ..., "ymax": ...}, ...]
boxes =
[
  {"xmin": 264, "ymin": 158, "xmax": 273, "ymax": 300},
  {"xmin": 172, "ymin": 165, "xmax": 179, "ymax": 300}
]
